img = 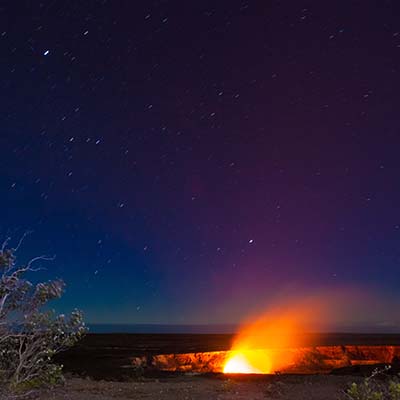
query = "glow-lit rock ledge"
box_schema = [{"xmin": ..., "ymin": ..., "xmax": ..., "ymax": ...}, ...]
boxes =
[{"xmin": 131, "ymin": 345, "xmax": 400, "ymax": 374}]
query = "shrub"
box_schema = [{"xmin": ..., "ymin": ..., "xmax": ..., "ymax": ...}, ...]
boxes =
[
  {"xmin": 0, "ymin": 237, "xmax": 86, "ymax": 396},
  {"xmin": 345, "ymin": 366, "xmax": 400, "ymax": 400}
]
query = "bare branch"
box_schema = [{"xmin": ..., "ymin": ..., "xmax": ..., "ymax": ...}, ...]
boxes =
[
  {"xmin": 26, "ymin": 255, "xmax": 56, "ymax": 269},
  {"xmin": 13, "ymin": 231, "xmax": 33, "ymax": 252},
  {"xmin": 1, "ymin": 237, "xmax": 11, "ymax": 252},
  {"xmin": 0, "ymin": 294, "xmax": 9, "ymax": 317}
]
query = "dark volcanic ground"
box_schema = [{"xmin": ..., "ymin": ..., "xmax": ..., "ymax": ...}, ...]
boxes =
[
  {"xmin": 56, "ymin": 333, "xmax": 233, "ymax": 379},
  {"xmin": 56, "ymin": 333, "xmax": 400, "ymax": 380}
]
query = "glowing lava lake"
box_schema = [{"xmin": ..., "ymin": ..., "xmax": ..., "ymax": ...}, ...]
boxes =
[{"xmin": 130, "ymin": 302, "xmax": 400, "ymax": 375}]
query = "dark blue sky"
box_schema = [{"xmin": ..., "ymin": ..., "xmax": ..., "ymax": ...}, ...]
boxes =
[{"xmin": 1, "ymin": 1, "xmax": 400, "ymax": 327}]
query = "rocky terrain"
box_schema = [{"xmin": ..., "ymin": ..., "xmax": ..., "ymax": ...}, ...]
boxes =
[{"xmin": 40, "ymin": 374, "xmax": 361, "ymax": 400}]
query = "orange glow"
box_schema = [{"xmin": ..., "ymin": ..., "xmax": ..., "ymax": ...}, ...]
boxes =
[
  {"xmin": 223, "ymin": 299, "xmax": 324, "ymax": 374},
  {"xmin": 223, "ymin": 350, "xmax": 270, "ymax": 373}
]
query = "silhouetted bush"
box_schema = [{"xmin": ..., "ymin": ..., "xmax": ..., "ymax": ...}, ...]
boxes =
[
  {"xmin": 345, "ymin": 366, "xmax": 400, "ymax": 400},
  {"xmin": 0, "ymin": 237, "xmax": 86, "ymax": 397}
]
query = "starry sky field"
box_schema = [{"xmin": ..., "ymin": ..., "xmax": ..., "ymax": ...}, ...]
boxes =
[{"xmin": 1, "ymin": 1, "xmax": 400, "ymax": 329}]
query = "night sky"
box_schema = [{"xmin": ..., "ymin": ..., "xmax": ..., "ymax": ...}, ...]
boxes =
[{"xmin": 2, "ymin": 1, "xmax": 400, "ymax": 328}]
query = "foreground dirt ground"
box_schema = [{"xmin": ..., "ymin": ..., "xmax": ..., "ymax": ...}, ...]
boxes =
[{"xmin": 40, "ymin": 374, "xmax": 360, "ymax": 400}]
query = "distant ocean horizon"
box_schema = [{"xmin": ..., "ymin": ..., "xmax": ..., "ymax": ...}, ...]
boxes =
[
  {"xmin": 87, "ymin": 324, "xmax": 238, "ymax": 334},
  {"xmin": 87, "ymin": 323, "xmax": 400, "ymax": 335}
]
